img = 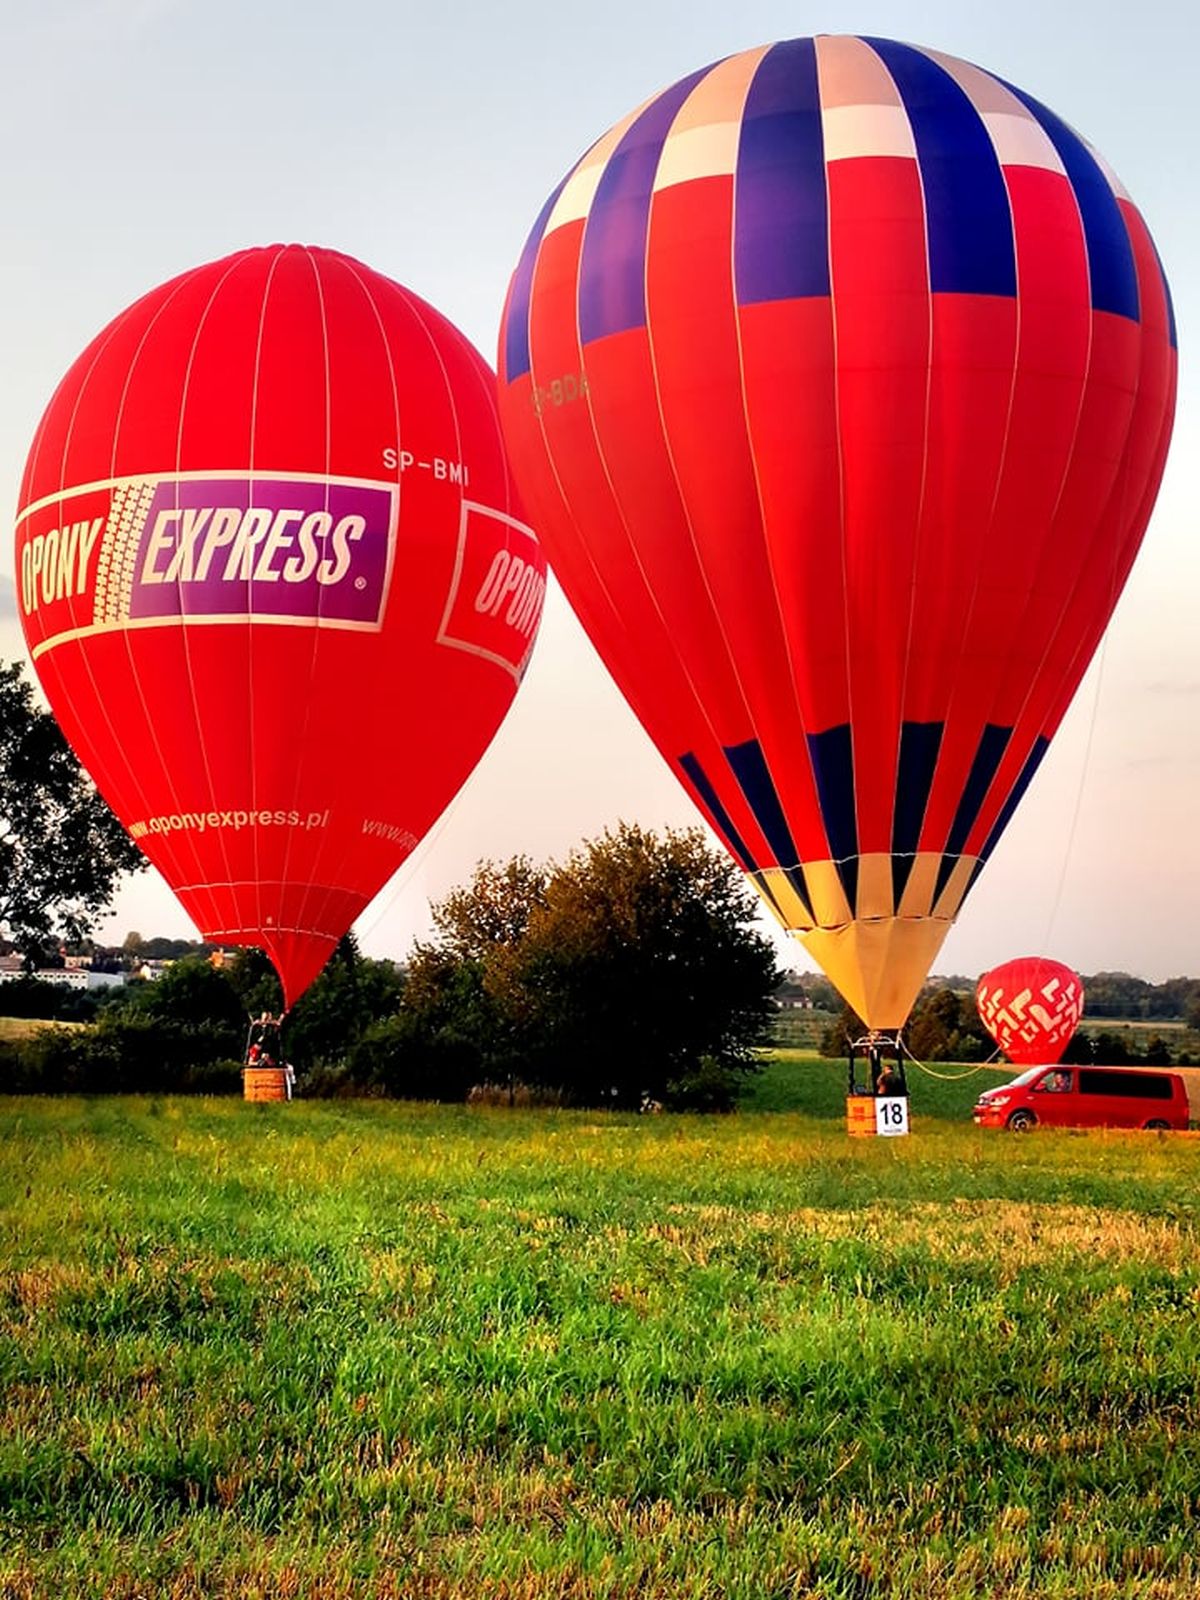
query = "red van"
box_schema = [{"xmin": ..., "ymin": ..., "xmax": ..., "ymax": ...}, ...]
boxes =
[{"xmin": 973, "ymin": 1065, "xmax": 1189, "ymax": 1132}]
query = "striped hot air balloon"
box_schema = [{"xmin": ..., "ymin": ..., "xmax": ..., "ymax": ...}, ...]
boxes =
[{"xmin": 497, "ymin": 35, "xmax": 1177, "ymax": 1030}]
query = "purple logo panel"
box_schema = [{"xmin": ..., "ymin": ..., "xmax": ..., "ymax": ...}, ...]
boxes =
[{"xmin": 126, "ymin": 476, "xmax": 394, "ymax": 627}]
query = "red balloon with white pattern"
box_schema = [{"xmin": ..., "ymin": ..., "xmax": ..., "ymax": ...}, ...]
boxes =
[
  {"xmin": 976, "ymin": 957, "xmax": 1085, "ymax": 1065},
  {"xmin": 15, "ymin": 245, "xmax": 546, "ymax": 1006}
]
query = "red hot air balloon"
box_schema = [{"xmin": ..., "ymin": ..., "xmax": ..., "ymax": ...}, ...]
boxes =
[
  {"xmin": 976, "ymin": 957, "xmax": 1084, "ymax": 1065},
  {"xmin": 16, "ymin": 245, "xmax": 546, "ymax": 1007},
  {"xmin": 497, "ymin": 36, "xmax": 1176, "ymax": 1034}
]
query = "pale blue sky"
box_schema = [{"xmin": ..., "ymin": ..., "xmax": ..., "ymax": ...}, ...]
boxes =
[{"xmin": 1, "ymin": 0, "xmax": 1196, "ymax": 979}]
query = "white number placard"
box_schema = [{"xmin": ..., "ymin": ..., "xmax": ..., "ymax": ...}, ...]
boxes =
[{"xmin": 875, "ymin": 1096, "xmax": 910, "ymax": 1137}]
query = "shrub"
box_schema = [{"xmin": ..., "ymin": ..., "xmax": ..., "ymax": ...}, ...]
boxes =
[
  {"xmin": 664, "ymin": 1054, "xmax": 744, "ymax": 1113},
  {"xmin": 0, "ymin": 1020, "xmax": 242, "ymax": 1095},
  {"xmin": 466, "ymin": 1080, "xmax": 564, "ymax": 1108},
  {"xmin": 342, "ymin": 1012, "xmax": 478, "ymax": 1102}
]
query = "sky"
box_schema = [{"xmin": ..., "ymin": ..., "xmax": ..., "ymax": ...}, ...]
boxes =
[{"xmin": 0, "ymin": 0, "xmax": 1196, "ymax": 982}]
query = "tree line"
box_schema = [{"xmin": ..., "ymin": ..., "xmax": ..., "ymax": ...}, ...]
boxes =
[
  {"xmin": 1, "ymin": 824, "xmax": 783, "ymax": 1109},
  {"xmin": 4, "ymin": 654, "xmax": 1198, "ymax": 1097},
  {"xmin": 818, "ymin": 988, "xmax": 1197, "ymax": 1067}
]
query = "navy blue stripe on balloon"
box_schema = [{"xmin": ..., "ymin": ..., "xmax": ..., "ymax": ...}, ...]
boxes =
[
  {"xmin": 837, "ymin": 854, "xmax": 860, "ymax": 920},
  {"xmin": 932, "ymin": 731, "xmax": 1043, "ymax": 910},
  {"xmin": 806, "ymin": 723, "xmax": 858, "ymax": 910},
  {"xmin": 979, "ymin": 735, "xmax": 1050, "ymax": 862},
  {"xmin": 1001, "ymin": 82, "xmax": 1139, "ymax": 325},
  {"xmin": 864, "ymin": 37, "xmax": 1016, "ymax": 299},
  {"xmin": 891, "ymin": 721, "xmax": 944, "ymax": 908},
  {"xmin": 578, "ymin": 67, "xmax": 709, "ymax": 346},
  {"xmin": 735, "ymin": 38, "xmax": 830, "ymax": 304},
  {"xmin": 725, "ymin": 738, "xmax": 798, "ymax": 869},
  {"xmin": 783, "ymin": 867, "xmax": 815, "ymax": 923},
  {"xmin": 678, "ymin": 752, "xmax": 757, "ymax": 872},
  {"xmin": 946, "ymin": 723, "xmax": 1012, "ymax": 857},
  {"xmin": 503, "ymin": 177, "xmax": 566, "ymax": 382},
  {"xmin": 1151, "ymin": 236, "xmax": 1178, "ymax": 351},
  {"xmin": 892, "ymin": 721, "xmax": 944, "ymax": 855}
]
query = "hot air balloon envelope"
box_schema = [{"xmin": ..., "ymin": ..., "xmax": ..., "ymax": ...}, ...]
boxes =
[
  {"xmin": 976, "ymin": 957, "xmax": 1085, "ymax": 1065},
  {"xmin": 497, "ymin": 36, "xmax": 1176, "ymax": 1030},
  {"xmin": 17, "ymin": 245, "xmax": 545, "ymax": 1005}
]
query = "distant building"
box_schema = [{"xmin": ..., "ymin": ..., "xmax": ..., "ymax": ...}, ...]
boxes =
[{"xmin": 0, "ymin": 965, "xmax": 124, "ymax": 991}]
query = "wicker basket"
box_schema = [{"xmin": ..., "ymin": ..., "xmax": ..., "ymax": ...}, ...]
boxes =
[{"xmin": 243, "ymin": 1067, "xmax": 290, "ymax": 1102}]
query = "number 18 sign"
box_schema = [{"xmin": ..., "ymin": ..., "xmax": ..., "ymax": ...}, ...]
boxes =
[{"xmin": 876, "ymin": 1097, "xmax": 910, "ymax": 1137}]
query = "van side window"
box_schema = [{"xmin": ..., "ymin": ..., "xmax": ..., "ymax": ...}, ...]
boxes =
[
  {"xmin": 1037, "ymin": 1070, "xmax": 1073, "ymax": 1093},
  {"xmin": 1078, "ymin": 1070, "xmax": 1172, "ymax": 1099}
]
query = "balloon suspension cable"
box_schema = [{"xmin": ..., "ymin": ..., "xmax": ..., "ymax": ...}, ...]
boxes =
[
  {"xmin": 1043, "ymin": 633, "xmax": 1109, "ymax": 950},
  {"xmin": 898, "ymin": 1035, "xmax": 999, "ymax": 1082}
]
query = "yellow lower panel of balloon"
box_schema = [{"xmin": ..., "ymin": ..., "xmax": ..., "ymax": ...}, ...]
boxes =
[
  {"xmin": 752, "ymin": 853, "xmax": 981, "ymax": 1029},
  {"xmin": 798, "ymin": 917, "xmax": 954, "ymax": 1030}
]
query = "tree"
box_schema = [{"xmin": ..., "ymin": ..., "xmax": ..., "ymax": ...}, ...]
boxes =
[
  {"xmin": 820, "ymin": 1002, "xmax": 867, "ymax": 1058},
  {"xmin": 1143, "ymin": 1034, "xmax": 1172, "ymax": 1066},
  {"xmin": 112, "ymin": 955, "xmax": 246, "ymax": 1068},
  {"xmin": 286, "ymin": 933, "xmax": 406, "ymax": 1067},
  {"xmin": 818, "ymin": 986, "xmax": 990, "ymax": 1064},
  {"xmin": 905, "ymin": 987, "xmax": 989, "ymax": 1063},
  {"xmin": 399, "ymin": 858, "xmax": 550, "ymax": 1092},
  {"xmin": 224, "ymin": 945, "xmax": 284, "ymax": 1021},
  {"xmin": 426, "ymin": 857, "xmax": 549, "ymax": 961},
  {"xmin": 0, "ymin": 661, "xmax": 145, "ymax": 961},
  {"xmin": 125, "ymin": 956, "xmax": 245, "ymax": 1034},
  {"xmin": 400, "ymin": 824, "xmax": 781, "ymax": 1108},
  {"xmin": 222, "ymin": 934, "xmax": 406, "ymax": 1073}
]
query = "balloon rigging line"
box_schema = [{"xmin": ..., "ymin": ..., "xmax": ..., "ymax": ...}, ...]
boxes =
[
  {"xmin": 898, "ymin": 1036, "xmax": 996, "ymax": 1082},
  {"xmin": 1042, "ymin": 632, "xmax": 1110, "ymax": 951}
]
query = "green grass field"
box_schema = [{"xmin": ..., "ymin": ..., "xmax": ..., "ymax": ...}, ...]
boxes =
[{"xmin": 2, "ymin": 1059, "xmax": 1199, "ymax": 1598}]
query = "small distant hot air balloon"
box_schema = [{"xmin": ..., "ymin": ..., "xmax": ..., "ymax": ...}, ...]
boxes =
[
  {"xmin": 497, "ymin": 36, "xmax": 1176, "ymax": 1037},
  {"xmin": 16, "ymin": 245, "xmax": 546, "ymax": 1006},
  {"xmin": 976, "ymin": 957, "xmax": 1084, "ymax": 1064}
]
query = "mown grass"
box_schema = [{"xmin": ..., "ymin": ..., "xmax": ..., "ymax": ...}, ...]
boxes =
[
  {"xmin": 0, "ymin": 1015, "xmax": 85, "ymax": 1040},
  {"xmin": 2, "ymin": 1073, "xmax": 1199, "ymax": 1598}
]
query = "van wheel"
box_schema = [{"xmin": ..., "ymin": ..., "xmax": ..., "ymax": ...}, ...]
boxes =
[
  {"xmin": 1145, "ymin": 1119, "xmax": 1170, "ymax": 1131},
  {"xmin": 1006, "ymin": 1109, "xmax": 1036, "ymax": 1132}
]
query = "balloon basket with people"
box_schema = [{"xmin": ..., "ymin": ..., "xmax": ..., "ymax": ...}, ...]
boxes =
[
  {"xmin": 242, "ymin": 1012, "xmax": 295, "ymax": 1103},
  {"xmin": 846, "ymin": 1032, "xmax": 910, "ymax": 1139}
]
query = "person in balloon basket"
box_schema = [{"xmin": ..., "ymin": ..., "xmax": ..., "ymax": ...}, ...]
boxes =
[
  {"xmin": 246, "ymin": 1012, "xmax": 281, "ymax": 1067},
  {"xmin": 875, "ymin": 1061, "xmax": 903, "ymax": 1096}
]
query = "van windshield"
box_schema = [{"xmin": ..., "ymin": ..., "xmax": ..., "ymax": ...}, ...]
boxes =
[{"xmin": 1005, "ymin": 1067, "xmax": 1051, "ymax": 1088}]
